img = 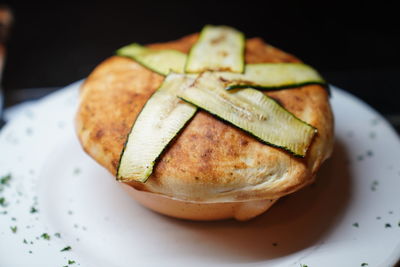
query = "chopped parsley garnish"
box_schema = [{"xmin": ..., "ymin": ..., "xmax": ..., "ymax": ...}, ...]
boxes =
[
  {"xmin": 371, "ymin": 180, "xmax": 379, "ymax": 191},
  {"xmin": 11, "ymin": 217, "xmax": 16, "ymax": 221},
  {"xmin": 30, "ymin": 206, "xmax": 38, "ymax": 213},
  {"xmin": 385, "ymin": 223, "xmax": 391, "ymax": 228},
  {"xmin": 300, "ymin": 264, "xmax": 308, "ymax": 267},
  {"xmin": 0, "ymin": 197, "xmax": 7, "ymax": 207},
  {"xmin": 73, "ymin": 168, "xmax": 81, "ymax": 175},
  {"xmin": 10, "ymin": 226, "xmax": 17, "ymax": 233},
  {"xmin": 41, "ymin": 233, "xmax": 50, "ymax": 240},
  {"xmin": 26, "ymin": 127, "xmax": 33, "ymax": 135},
  {"xmin": 352, "ymin": 222, "xmax": 359, "ymax": 228},
  {"xmin": 0, "ymin": 174, "xmax": 12, "ymax": 193},
  {"xmin": 54, "ymin": 232, "xmax": 61, "ymax": 238},
  {"xmin": 61, "ymin": 246, "xmax": 72, "ymax": 252},
  {"xmin": 361, "ymin": 263, "xmax": 368, "ymax": 266},
  {"xmin": 366, "ymin": 150, "xmax": 373, "ymax": 157},
  {"xmin": 369, "ymin": 132, "xmax": 376, "ymax": 139},
  {"xmin": 23, "ymin": 239, "xmax": 28, "ymax": 244},
  {"xmin": 0, "ymin": 174, "xmax": 12, "ymax": 185},
  {"xmin": 68, "ymin": 260, "xmax": 76, "ymax": 264}
]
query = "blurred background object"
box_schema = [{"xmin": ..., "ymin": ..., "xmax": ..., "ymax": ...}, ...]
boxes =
[
  {"xmin": 0, "ymin": 2, "xmax": 399, "ymax": 129},
  {"xmin": 0, "ymin": 4, "xmax": 13, "ymax": 126}
]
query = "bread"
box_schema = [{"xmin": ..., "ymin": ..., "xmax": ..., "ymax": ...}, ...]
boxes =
[{"xmin": 75, "ymin": 33, "xmax": 334, "ymax": 220}]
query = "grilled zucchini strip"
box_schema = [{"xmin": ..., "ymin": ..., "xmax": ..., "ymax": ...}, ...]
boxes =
[
  {"xmin": 116, "ymin": 43, "xmax": 187, "ymax": 75},
  {"xmin": 117, "ymin": 73, "xmax": 197, "ymax": 182},
  {"xmin": 178, "ymin": 72, "xmax": 316, "ymax": 157},
  {"xmin": 219, "ymin": 63, "xmax": 326, "ymax": 90},
  {"xmin": 185, "ymin": 25, "xmax": 245, "ymax": 73}
]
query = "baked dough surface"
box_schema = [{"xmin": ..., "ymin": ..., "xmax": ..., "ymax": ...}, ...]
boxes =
[{"xmin": 76, "ymin": 33, "xmax": 334, "ymax": 202}]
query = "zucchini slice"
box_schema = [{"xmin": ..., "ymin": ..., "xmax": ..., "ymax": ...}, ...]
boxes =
[
  {"xmin": 185, "ymin": 25, "xmax": 245, "ymax": 73},
  {"xmin": 178, "ymin": 72, "xmax": 317, "ymax": 157},
  {"xmin": 117, "ymin": 73, "xmax": 197, "ymax": 182},
  {"xmin": 218, "ymin": 63, "xmax": 326, "ymax": 90},
  {"xmin": 116, "ymin": 43, "xmax": 187, "ymax": 76}
]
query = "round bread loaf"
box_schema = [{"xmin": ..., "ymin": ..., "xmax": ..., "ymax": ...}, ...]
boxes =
[{"xmin": 75, "ymin": 33, "xmax": 334, "ymax": 220}]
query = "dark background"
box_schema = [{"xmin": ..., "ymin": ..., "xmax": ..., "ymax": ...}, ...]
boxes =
[{"xmin": 2, "ymin": 1, "xmax": 400, "ymax": 116}]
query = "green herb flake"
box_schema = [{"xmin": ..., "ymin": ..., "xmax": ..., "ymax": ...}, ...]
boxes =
[
  {"xmin": 10, "ymin": 226, "xmax": 17, "ymax": 233},
  {"xmin": 385, "ymin": 223, "xmax": 392, "ymax": 228},
  {"xmin": 11, "ymin": 217, "xmax": 16, "ymax": 221},
  {"xmin": 68, "ymin": 260, "xmax": 76, "ymax": 264},
  {"xmin": 352, "ymin": 222, "xmax": 359, "ymax": 228},
  {"xmin": 61, "ymin": 246, "xmax": 72, "ymax": 252},
  {"xmin": 41, "ymin": 233, "xmax": 50, "ymax": 240},
  {"xmin": 23, "ymin": 239, "xmax": 28, "ymax": 244},
  {"xmin": 369, "ymin": 132, "xmax": 376, "ymax": 139},
  {"xmin": 366, "ymin": 150, "xmax": 373, "ymax": 157},
  {"xmin": 0, "ymin": 174, "xmax": 12, "ymax": 185},
  {"xmin": 0, "ymin": 197, "xmax": 7, "ymax": 207},
  {"xmin": 376, "ymin": 216, "xmax": 381, "ymax": 220},
  {"xmin": 54, "ymin": 232, "xmax": 61, "ymax": 238},
  {"xmin": 300, "ymin": 264, "xmax": 308, "ymax": 267},
  {"xmin": 29, "ymin": 250, "xmax": 32, "ymax": 254},
  {"xmin": 371, "ymin": 180, "xmax": 379, "ymax": 191},
  {"xmin": 30, "ymin": 206, "xmax": 38, "ymax": 213},
  {"xmin": 26, "ymin": 127, "xmax": 33, "ymax": 135},
  {"xmin": 361, "ymin": 263, "xmax": 368, "ymax": 266},
  {"xmin": 73, "ymin": 168, "xmax": 81, "ymax": 175}
]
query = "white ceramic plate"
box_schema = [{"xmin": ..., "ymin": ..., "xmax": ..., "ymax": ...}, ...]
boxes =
[{"xmin": 0, "ymin": 82, "xmax": 399, "ymax": 267}]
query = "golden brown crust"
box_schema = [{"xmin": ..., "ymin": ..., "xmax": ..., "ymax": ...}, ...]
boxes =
[{"xmin": 76, "ymin": 33, "xmax": 334, "ymax": 203}]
